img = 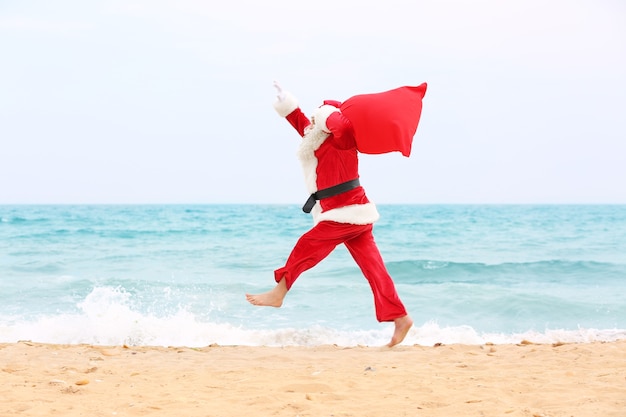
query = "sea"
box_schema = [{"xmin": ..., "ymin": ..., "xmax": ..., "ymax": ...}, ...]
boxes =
[{"xmin": 1, "ymin": 204, "xmax": 625, "ymax": 347}]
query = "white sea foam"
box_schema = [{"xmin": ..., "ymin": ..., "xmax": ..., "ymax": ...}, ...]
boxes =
[{"xmin": 1, "ymin": 287, "xmax": 624, "ymax": 347}]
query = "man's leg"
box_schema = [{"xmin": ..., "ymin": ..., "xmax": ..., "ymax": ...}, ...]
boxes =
[
  {"xmin": 246, "ymin": 221, "xmax": 361, "ymax": 307},
  {"xmin": 344, "ymin": 225, "xmax": 413, "ymax": 346}
]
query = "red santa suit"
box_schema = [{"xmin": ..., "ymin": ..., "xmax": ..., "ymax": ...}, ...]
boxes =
[{"xmin": 270, "ymin": 85, "xmax": 426, "ymax": 322}]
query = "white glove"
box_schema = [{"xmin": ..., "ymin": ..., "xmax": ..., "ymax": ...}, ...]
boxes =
[
  {"xmin": 272, "ymin": 81, "xmax": 298, "ymax": 117},
  {"xmin": 274, "ymin": 81, "xmax": 286, "ymax": 102}
]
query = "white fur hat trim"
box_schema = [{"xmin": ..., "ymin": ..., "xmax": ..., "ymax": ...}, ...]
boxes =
[{"xmin": 313, "ymin": 105, "xmax": 340, "ymax": 133}]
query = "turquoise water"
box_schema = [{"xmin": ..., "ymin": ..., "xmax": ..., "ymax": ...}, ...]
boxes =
[{"xmin": 1, "ymin": 204, "xmax": 625, "ymax": 346}]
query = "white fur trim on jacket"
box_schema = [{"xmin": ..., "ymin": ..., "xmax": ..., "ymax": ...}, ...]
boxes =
[
  {"xmin": 297, "ymin": 126, "xmax": 329, "ymax": 194},
  {"xmin": 312, "ymin": 105, "xmax": 340, "ymax": 133},
  {"xmin": 273, "ymin": 91, "xmax": 298, "ymax": 117},
  {"xmin": 311, "ymin": 202, "xmax": 380, "ymax": 225}
]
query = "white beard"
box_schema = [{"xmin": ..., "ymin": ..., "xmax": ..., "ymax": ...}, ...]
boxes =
[{"xmin": 297, "ymin": 126, "xmax": 329, "ymax": 194}]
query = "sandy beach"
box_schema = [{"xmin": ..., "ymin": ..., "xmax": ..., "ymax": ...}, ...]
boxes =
[{"xmin": 1, "ymin": 340, "xmax": 624, "ymax": 417}]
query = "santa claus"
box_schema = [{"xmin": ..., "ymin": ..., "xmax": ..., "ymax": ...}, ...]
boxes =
[{"xmin": 246, "ymin": 81, "xmax": 427, "ymax": 347}]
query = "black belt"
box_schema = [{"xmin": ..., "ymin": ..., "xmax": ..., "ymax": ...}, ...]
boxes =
[{"xmin": 302, "ymin": 178, "xmax": 361, "ymax": 213}]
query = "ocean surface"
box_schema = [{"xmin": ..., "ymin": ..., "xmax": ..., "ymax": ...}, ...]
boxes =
[{"xmin": 1, "ymin": 204, "xmax": 625, "ymax": 347}]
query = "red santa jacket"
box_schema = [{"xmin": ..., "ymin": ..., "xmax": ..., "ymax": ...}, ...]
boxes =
[{"xmin": 274, "ymin": 93, "xmax": 379, "ymax": 225}]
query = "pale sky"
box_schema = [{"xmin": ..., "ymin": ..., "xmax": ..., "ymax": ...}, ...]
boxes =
[{"xmin": 1, "ymin": 0, "xmax": 625, "ymax": 204}]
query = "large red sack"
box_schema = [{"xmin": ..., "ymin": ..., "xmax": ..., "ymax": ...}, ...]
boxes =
[{"xmin": 340, "ymin": 83, "xmax": 427, "ymax": 157}]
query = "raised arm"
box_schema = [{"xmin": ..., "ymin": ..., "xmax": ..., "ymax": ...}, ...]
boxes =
[{"xmin": 272, "ymin": 81, "xmax": 311, "ymax": 137}]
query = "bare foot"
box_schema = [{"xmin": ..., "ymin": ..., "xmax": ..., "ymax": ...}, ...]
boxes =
[
  {"xmin": 245, "ymin": 278, "xmax": 288, "ymax": 307},
  {"xmin": 387, "ymin": 315, "xmax": 413, "ymax": 347}
]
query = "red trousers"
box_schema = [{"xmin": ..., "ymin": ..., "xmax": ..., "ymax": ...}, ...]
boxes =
[{"xmin": 274, "ymin": 221, "xmax": 407, "ymax": 322}]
